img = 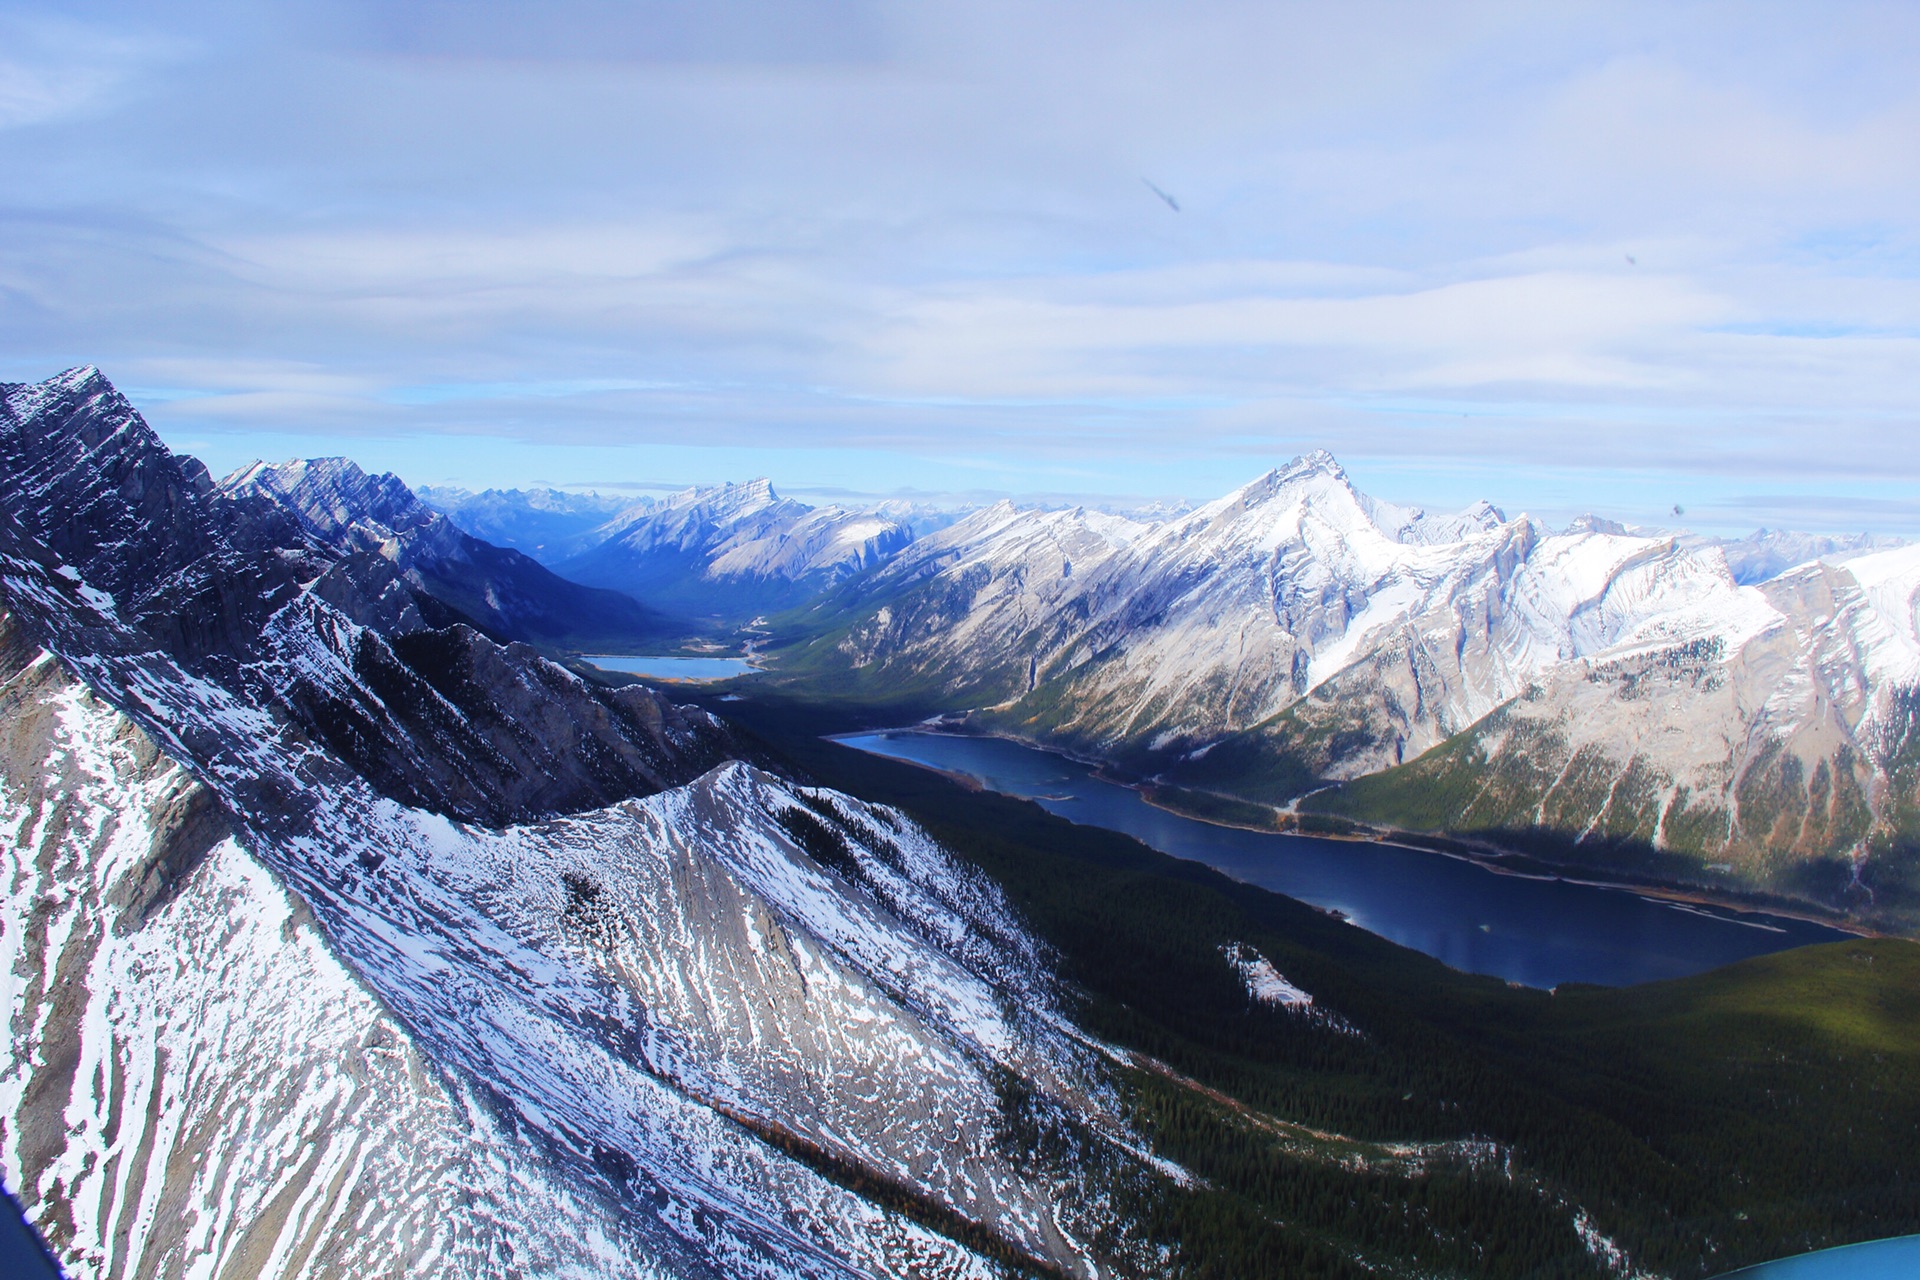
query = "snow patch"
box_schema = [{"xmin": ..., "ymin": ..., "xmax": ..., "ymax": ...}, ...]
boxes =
[{"xmin": 1220, "ymin": 942, "xmax": 1312, "ymax": 1009}]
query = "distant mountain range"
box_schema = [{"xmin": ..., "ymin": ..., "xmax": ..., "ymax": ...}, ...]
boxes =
[
  {"xmin": 417, "ymin": 483, "xmax": 636, "ymax": 562},
  {"xmin": 763, "ymin": 452, "xmax": 1920, "ymax": 930},
  {"xmin": 130, "ymin": 399, "xmax": 1920, "ymax": 931},
  {"xmin": 8, "ymin": 366, "xmax": 1920, "ymax": 1278},
  {"xmin": 554, "ymin": 478, "xmax": 915, "ymax": 626},
  {"xmin": 199, "ymin": 413, "xmax": 1920, "ymax": 930}
]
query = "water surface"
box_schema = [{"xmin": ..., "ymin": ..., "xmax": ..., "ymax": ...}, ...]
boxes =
[
  {"xmin": 838, "ymin": 730, "xmax": 1851, "ymax": 989},
  {"xmin": 1720, "ymin": 1235, "xmax": 1920, "ymax": 1278},
  {"xmin": 580, "ymin": 655, "xmax": 759, "ymax": 680},
  {"xmin": 0, "ymin": 1185, "xmax": 59, "ymax": 1279}
]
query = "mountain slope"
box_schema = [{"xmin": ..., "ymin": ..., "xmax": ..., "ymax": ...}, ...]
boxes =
[
  {"xmin": 558, "ymin": 479, "xmax": 912, "ymax": 626},
  {"xmin": 773, "ymin": 450, "xmax": 1920, "ymax": 927},
  {"xmin": 0, "ymin": 367, "xmax": 1147, "ymax": 1278},
  {"xmin": 1303, "ymin": 545, "xmax": 1920, "ymax": 923},
  {"xmin": 778, "ymin": 499, "xmax": 1155, "ymax": 703},
  {"xmin": 0, "ymin": 636, "xmax": 703, "ymax": 1279},
  {"xmin": 226, "ymin": 457, "xmax": 678, "ymax": 651},
  {"xmin": 0, "ymin": 369, "xmax": 736, "ymax": 825},
  {"xmin": 0, "ymin": 601, "xmax": 1128, "ymax": 1277}
]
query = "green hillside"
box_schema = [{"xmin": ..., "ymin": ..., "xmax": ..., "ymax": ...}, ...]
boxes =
[{"xmin": 698, "ymin": 689, "xmax": 1920, "ymax": 1279}]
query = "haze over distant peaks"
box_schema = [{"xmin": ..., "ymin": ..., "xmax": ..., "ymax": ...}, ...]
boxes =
[{"xmin": 555, "ymin": 477, "xmax": 914, "ymax": 625}]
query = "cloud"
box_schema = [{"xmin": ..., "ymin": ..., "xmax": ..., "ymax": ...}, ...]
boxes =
[
  {"xmin": 0, "ymin": 15, "xmax": 182, "ymax": 130},
  {"xmin": 2, "ymin": 0, "xmax": 1919, "ymax": 529},
  {"xmin": 860, "ymin": 268, "xmax": 1731, "ymax": 399},
  {"xmin": 338, "ymin": 0, "xmax": 886, "ymax": 68}
]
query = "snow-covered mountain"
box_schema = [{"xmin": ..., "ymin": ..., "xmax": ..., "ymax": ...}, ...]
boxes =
[
  {"xmin": 776, "ymin": 451, "xmax": 1920, "ymax": 925},
  {"xmin": 557, "ymin": 479, "xmax": 914, "ymax": 626},
  {"xmin": 0, "ymin": 633, "xmax": 1126, "ymax": 1278},
  {"xmin": 786, "ymin": 498, "xmax": 1157, "ymax": 703},
  {"xmin": 11, "ymin": 368, "xmax": 1920, "ymax": 1276},
  {"xmin": 786, "ymin": 449, "xmax": 1682, "ymax": 757},
  {"xmin": 223, "ymin": 458, "xmax": 678, "ymax": 652},
  {"xmin": 419, "ymin": 484, "xmax": 641, "ymax": 563},
  {"xmin": 1706, "ymin": 527, "xmax": 1906, "ymax": 586},
  {"xmin": 0, "ymin": 369, "xmax": 1168, "ymax": 1276},
  {"xmin": 1294, "ymin": 540, "xmax": 1920, "ymax": 917}
]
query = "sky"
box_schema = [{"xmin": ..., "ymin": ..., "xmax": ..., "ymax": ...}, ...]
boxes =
[{"xmin": 3, "ymin": 0, "xmax": 1920, "ymax": 533}]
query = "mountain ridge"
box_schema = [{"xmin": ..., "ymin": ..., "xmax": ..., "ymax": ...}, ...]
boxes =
[
  {"xmin": 224, "ymin": 455, "xmax": 680, "ymax": 653},
  {"xmin": 0, "ymin": 366, "xmax": 1143, "ymax": 1277},
  {"xmin": 12, "ymin": 368, "xmax": 1920, "ymax": 1277},
  {"xmin": 0, "ymin": 368, "xmax": 738, "ymax": 826},
  {"xmin": 762, "ymin": 449, "xmax": 1920, "ymax": 929}
]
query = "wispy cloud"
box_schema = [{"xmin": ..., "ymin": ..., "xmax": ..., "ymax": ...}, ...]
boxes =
[
  {"xmin": 0, "ymin": 16, "xmax": 180, "ymax": 130},
  {"xmin": 2, "ymin": 0, "xmax": 1918, "ymax": 532}
]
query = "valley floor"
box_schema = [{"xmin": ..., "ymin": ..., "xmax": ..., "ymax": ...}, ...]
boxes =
[{"xmin": 668, "ymin": 687, "xmax": 1920, "ymax": 1279}]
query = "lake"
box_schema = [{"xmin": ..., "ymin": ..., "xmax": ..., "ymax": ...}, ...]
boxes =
[
  {"xmin": 580, "ymin": 655, "xmax": 760, "ymax": 680},
  {"xmin": 1720, "ymin": 1235, "xmax": 1920, "ymax": 1278},
  {"xmin": 0, "ymin": 1185, "xmax": 58, "ymax": 1279},
  {"xmin": 836, "ymin": 729, "xmax": 1852, "ymax": 989}
]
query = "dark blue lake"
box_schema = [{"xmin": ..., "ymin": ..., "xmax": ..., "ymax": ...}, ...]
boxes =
[
  {"xmin": 837, "ymin": 730, "xmax": 1853, "ymax": 989},
  {"xmin": 0, "ymin": 1184, "xmax": 58, "ymax": 1279}
]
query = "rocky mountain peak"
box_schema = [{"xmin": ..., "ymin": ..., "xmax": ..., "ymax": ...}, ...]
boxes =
[
  {"xmin": 8, "ymin": 363, "xmax": 114, "ymax": 412},
  {"xmin": 662, "ymin": 475, "xmax": 781, "ymax": 516},
  {"xmin": 222, "ymin": 456, "xmax": 438, "ymax": 546},
  {"xmin": 0, "ymin": 368, "xmax": 316, "ymax": 655},
  {"xmin": 1292, "ymin": 447, "xmax": 1346, "ymax": 477},
  {"xmin": 1230, "ymin": 449, "xmax": 1352, "ymax": 503},
  {"xmin": 1565, "ymin": 513, "xmax": 1630, "ymax": 536},
  {"xmin": 0, "ymin": 367, "xmax": 722, "ymax": 824}
]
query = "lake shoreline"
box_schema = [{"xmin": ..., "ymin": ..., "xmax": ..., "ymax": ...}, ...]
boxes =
[
  {"xmin": 1145, "ymin": 789, "xmax": 1879, "ymax": 943},
  {"xmin": 841, "ymin": 722, "xmax": 1877, "ymax": 946}
]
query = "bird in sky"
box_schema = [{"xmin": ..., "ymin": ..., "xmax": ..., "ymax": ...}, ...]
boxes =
[
  {"xmin": 1142, "ymin": 178, "xmax": 1181, "ymax": 212},
  {"xmin": 1625, "ymin": 254, "xmax": 1638, "ymax": 265}
]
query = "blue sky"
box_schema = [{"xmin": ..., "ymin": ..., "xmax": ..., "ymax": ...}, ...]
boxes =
[{"xmin": 3, "ymin": 0, "xmax": 1919, "ymax": 532}]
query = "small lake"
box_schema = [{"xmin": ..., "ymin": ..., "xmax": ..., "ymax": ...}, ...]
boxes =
[
  {"xmin": 1720, "ymin": 1235, "xmax": 1920, "ymax": 1278},
  {"xmin": 0, "ymin": 1185, "xmax": 58, "ymax": 1279},
  {"xmin": 837, "ymin": 729, "xmax": 1852, "ymax": 989},
  {"xmin": 580, "ymin": 655, "xmax": 759, "ymax": 681}
]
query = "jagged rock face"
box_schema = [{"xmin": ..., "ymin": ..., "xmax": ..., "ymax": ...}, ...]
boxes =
[
  {"xmin": 0, "ymin": 368, "xmax": 397, "ymax": 669},
  {"xmin": 0, "ymin": 645, "xmax": 702, "ymax": 1280},
  {"xmin": 223, "ymin": 457, "xmax": 677, "ymax": 652},
  {"xmin": 227, "ymin": 456, "xmax": 443, "ymax": 548},
  {"xmin": 558, "ymin": 479, "xmax": 913, "ymax": 624},
  {"xmin": 0, "ymin": 603, "xmax": 1125, "ymax": 1278},
  {"xmin": 0, "ymin": 368, "xmax": 1147, "ymax": 1277},
  {"xmin": 0, "ymin": 370, "xmax": 734, "ymax": 826}
]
